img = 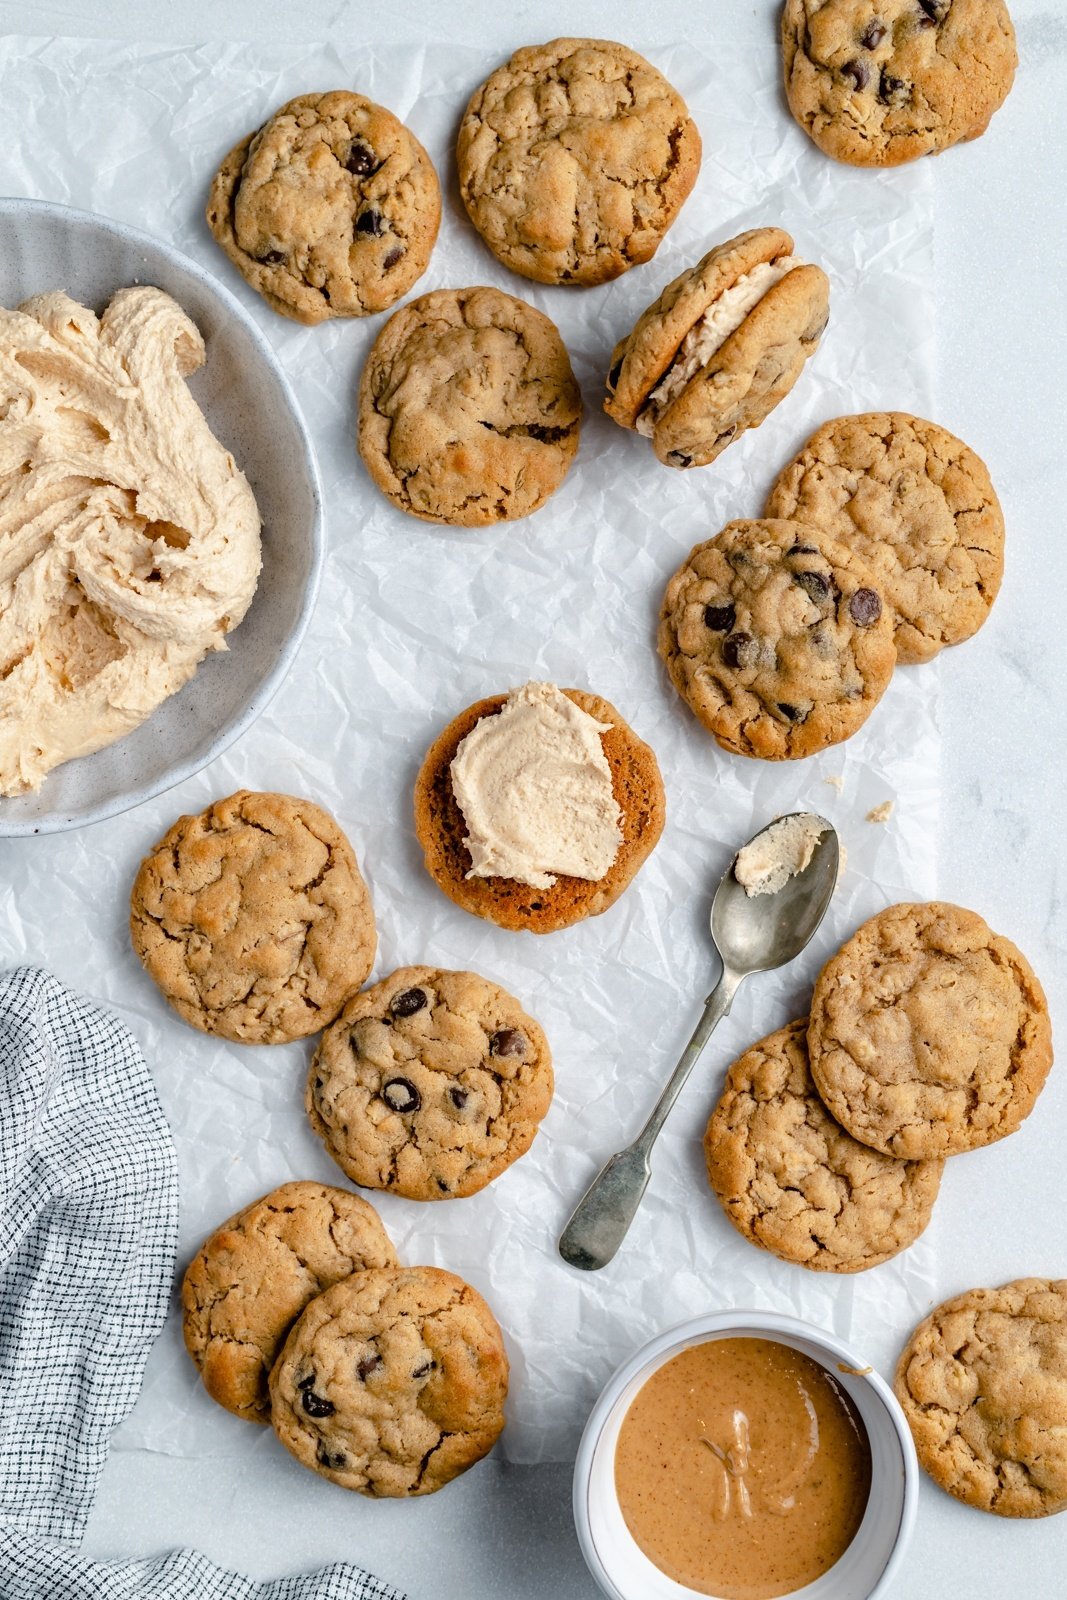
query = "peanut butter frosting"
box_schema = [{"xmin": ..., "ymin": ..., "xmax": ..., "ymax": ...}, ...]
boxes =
[
  {"xmin": 734, "ymin": 812, "xmax": 828, "ymax": 896},
  {"xmin": 0, "ymin": 286, "xmax": 261, "ymax": 796},
  {"xmin": 449, "ymin": 681, "xmax": 623, "ymax": 890},
  {"xmin": 635, "ymin": 255, "xmax": 802, "ymax": 436}
]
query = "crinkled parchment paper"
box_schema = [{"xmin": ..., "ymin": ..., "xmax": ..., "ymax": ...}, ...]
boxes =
[{"xmin": 0, "ymin": 36, "xmax": 939, "ymax": 1464}]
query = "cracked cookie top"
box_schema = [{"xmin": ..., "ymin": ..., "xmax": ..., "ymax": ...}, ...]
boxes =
[
  {"xmin": 182, "ymin": 1181, "xmax": 396, "ymax": 1423},
  {"xmin": 206, "ymin": 90, "xmax": 441, "ymax": 324},
  {"xmin": 457, "ymin": 38, "xmax": 701, "ymax": 286},
  {"xmin": 704, "ymin": 1019, "xmax": 942, "ymax": 1273},
  {"xmin": 357, "ymin": 286, "xmax": 581, "ymax": 526},
  {"xmin": 658, "ymin": 518, "xmax": 897, "ymax": 760},
  {"xmin": 766, "ymin": 412, "xmax": 1004, "ymax": 664},
  {"xmin": 808, "ymin": 902, "xmax": 1053, "ymax": 1159},
  {"xmin": 895, "ymin": 1279, "xmax": 1067, "ymax": 1517},
  {"xmin": 130, "ymin": 789, "xmax": 376, "ymax": 1044},
  {"xmin": 781, "ymin": 0, "xmax": 1017, "ymax": 168},
  {"xmin": 269, "ymin": 1265, "xmax": 509, "ymax": 1496},
  {"xmin": 307, "ymin": 966, "xmax": 554, "ymax": 1201}
]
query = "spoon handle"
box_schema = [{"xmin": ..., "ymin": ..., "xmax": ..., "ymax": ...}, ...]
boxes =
[{"xmin": 558, "ymin": 969, "xmax": 741, "ymax": 1272}]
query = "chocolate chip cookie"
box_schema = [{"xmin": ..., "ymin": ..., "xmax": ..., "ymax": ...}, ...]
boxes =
[
  {"xmin": 704, "ymin": 1019, "xmax": 942, "ymax": 1273},
  {"xmin": 130, "ymin": 790, "xmax": 376, "ymax": 1044},
  {"xmin": 206, "ymin": 90, "xmax": 441, "ymax": 324},
  {"xmin": 357, "ymin": 286, "xmax": 581, "ymax": 526},
  {"xmin": 659, "ymin": 519, "xmax": 897, "ymax": 759},
  {"xmin": 605, "ymin": 227, "xmax": 829, "ymax": 469},
  {"xmin": 307, "ymin": 968, "xmax": 553, "ymax": 1201},
  {"xmin": 896, "ymin": 1279, "xmax": 1067, "ymax": 1517},
  {"xmin": 457, "ymin": 38, "xmax": 701, "ymax": 286},
  {"xmin": 182, "ymin": 1181, "xmax": 396, "ymax": 1423},
  {"xmin": 782, "ymin": 0, "xmax": 1017, "ymax": 167},
  {"xmin": 765, "ymin": 413, "xmax": 1004, "ymax": 664},
  {"xmin": 808, "ymin": 902, "xmax": 1053, "ymax": 1160},
  {"xmin": 413, "ymin": 689, "xmax": 666, "ymax": 932},
  {"xmin": 269, "ymin": 1265, "xmax": 508, "ymax": 1496}
]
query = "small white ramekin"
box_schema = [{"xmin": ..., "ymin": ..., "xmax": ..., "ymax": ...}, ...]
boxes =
[{"xmin": 573, "ymin": 1309, "xmax": 918, "ymax": 1600}]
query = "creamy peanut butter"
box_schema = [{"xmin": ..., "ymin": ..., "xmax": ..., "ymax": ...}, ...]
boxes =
[
  {"xmin": 615, "ymin": 1337, "xmax": 871, "ymax": 1600},
  {"xmin": 0, "ymin": 286, "xmax": 261, "ymax": 796},
  {"xmin": 734, "ymin": 813, "xmax": 828, "ymax": 897},
  {"xmin": 450, "ymin": 681, "xmax": 622, "ymax": 889},
  {"xmin": 636, "ymin": 256, "xmax": 802, "ymax": 437}
]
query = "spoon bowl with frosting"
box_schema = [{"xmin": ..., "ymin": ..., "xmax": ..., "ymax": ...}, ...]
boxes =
[{"xmin": 604, "ymin": 227, "xmax": 829, "ymax": 469}]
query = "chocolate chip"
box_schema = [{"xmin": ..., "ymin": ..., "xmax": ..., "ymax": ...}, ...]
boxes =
[
  {"xmin": 355, "ymin": 208, "xmax": 385, "ymax": 236},
  {"xmin": 258, "ymin": 250, "xmax": 285, "ymax": 264},
  {"xmin": 412, "ymin": 1359, "xmax": 434, "ymax": 1379},
  {"xmin": 879, "ymin": 70, "xmax": 910, "ymax": 105},
  {"xmin": 607, "ymin": 358, "xmax": 623, "ymax": 391},
  {"xmin": 777, "ymin": 703, "xmax": 802, "ymax": 722},
  {"xmin": 704, "ymin": 603, "xmax": 736, "ymax": 633},
  {"xmin": 357, "ymin": 1353, "xmax": 382, "ymax": 1381},
  {"xmin": 449, "ymin": 1086, "xmax": 469, "ymax": 1110},
  {"xmin": 841, "ymin": 60, "xmax": 869, "ymax": 91},
  {"xmin": 382, "ymin": 245, "xmax": 404, "ymax": 270},
  {"xmin": 382, "ymin": 1077, "xmax": 421, "ymax": 1113},
  {"xmin": 391, "ymin": 987, "xmax": 426, "ymax": 1018},
  {"xmin": 316, "ymin": 1443, "xmax": 347, "ymax": 1470},
  {"xmin": 860, "ymin": 20, "xmax": 886, "ymax": 47},
  {"xmin": 666, "ymin": 451, "xmax": 693, "ymax": 468},
  {"xmin": 491, "ymin": 1029, "xmax": 526, "ymax": 1058},
  {"xmin": 297, "ymin": 1374, "xmax": 316, "ymax": 1390},
  {"xmin": 301, "ymin": 1388, "xmax": 335, "ymax": 1418},
  {"xmin": 722, "ymin": 631, "xmax": 756, "ymax": 670},
  {"xmin": 787, "ymin": 544, "xmax": 819, "ymax": 556},
  {"xmin": 796, "ymin": 571, "xmax": 831, "ymax": 603},
  {"xmin": 345, "ymin": 140, "xmax": 377, "ymax": 176},
  {"xmin": 918, "ymin": 0, "xmax": 949, "ymax": 19},
  {"xmin": 436, "ymin": 1177, "xmax": 450, "ymax": 1193},
  {"xmin": 849, "ymin": 588, "xmax": 883, "ymax": 626}
]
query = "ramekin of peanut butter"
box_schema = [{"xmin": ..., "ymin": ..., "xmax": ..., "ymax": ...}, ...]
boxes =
[{"xmin": 573, "ymin": 1310, "xmax": 918, "ymax": 1600}]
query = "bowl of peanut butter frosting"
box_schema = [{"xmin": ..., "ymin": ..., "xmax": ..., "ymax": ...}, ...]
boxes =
[
  {"xmin": 0, "ymin": 198, "xmax": 322, "ymax": 835},
  {"xmin": 574, "ymin": 1308, "xmax": 918, "ymax": 1600}
]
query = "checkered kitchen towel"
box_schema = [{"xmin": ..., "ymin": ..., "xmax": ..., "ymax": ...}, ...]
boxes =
[{"xmin": 0, "ymin": 966, "xmax": 403, "ymax": 1600}]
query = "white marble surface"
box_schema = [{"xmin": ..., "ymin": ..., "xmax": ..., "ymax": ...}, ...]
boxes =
[{"xmin": 1, "ymin": 1, "xmax": 1065, "ymax": 1596}]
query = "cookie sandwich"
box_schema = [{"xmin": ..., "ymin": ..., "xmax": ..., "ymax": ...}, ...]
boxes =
[
  {"xmin": 207, "ymin": 90, "xmax": 441, "ymax": 323},
  {"xmin": 358, "ymin": 286, "xmax": 581, "ymax": 526},
  {"xmin": 458, "ymin": 38, "xmax": 701, "ymax": 287},
  {"xmin": 414, "ymin": 681, "xmax": 665, "ymax": 932},
  {"xmin": 605, "ymin": 227, "xmax": 829, "ymax": 468},
  {"xmin": 308, "ymin": 966, "xmax": 554, "ymax": 1200}
]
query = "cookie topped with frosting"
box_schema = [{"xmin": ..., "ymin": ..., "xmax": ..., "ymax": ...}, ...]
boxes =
[{"xmin": 414, "ymin": 683, "xmax": 665, "ymax": 932}]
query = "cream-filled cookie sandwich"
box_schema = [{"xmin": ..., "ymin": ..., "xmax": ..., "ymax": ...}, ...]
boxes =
[
  {"xmin": 605, "ymin": 227, "xmax": 829, "ymax": 469},
  {"xmin": 0, "ymin": 287, "xmax": 261, "ymax": 797},
  {"xmin": 413, "ymin": 681, "xmax": 665, "ymax": 932}
]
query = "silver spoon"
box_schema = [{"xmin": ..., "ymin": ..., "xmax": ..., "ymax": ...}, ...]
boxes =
[{"xmin": 558, "ymin": 813, "xmax": 839, "ymax": 1272}]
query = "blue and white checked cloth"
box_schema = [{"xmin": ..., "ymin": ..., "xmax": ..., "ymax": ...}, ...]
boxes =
[{"xmin": 0, "ymin": 966, "xmax": 403, "ymax": 1600}]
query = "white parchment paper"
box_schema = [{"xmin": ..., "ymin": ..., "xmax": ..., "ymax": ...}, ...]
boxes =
[{"xmin": 0, "ymin": 35, "xmax": 939, "ymax": 1465}]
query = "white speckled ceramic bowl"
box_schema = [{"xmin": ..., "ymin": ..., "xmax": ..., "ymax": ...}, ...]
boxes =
[
  {"xmin": 574, "ymin": 1309, "xmax": 918, "ymax": 1600},
  {"xmin": 0, "ymin": 197, "xmax": 323, "ymax": 836}
]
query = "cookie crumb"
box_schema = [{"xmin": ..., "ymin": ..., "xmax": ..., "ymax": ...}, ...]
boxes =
[
  {"xmin": 824, "ymin": 774, "xmax": 844, "ymax": 792},
  {"xmin": 866, "ymin": 800, "xmax": 894, "ymax": 824}
]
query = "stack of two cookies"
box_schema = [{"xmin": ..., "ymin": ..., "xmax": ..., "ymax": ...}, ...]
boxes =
[
  {"xmin": 183, "ymin": 1181, "xmax": 510, "ymax": 1498},
  {"xmin": 658, "ymin": 410, "xmax": 1006, "ymax": 760},
  {"xmin": 704, "ymin": 901, "xmax": 1053, "ymax": 1274}
]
